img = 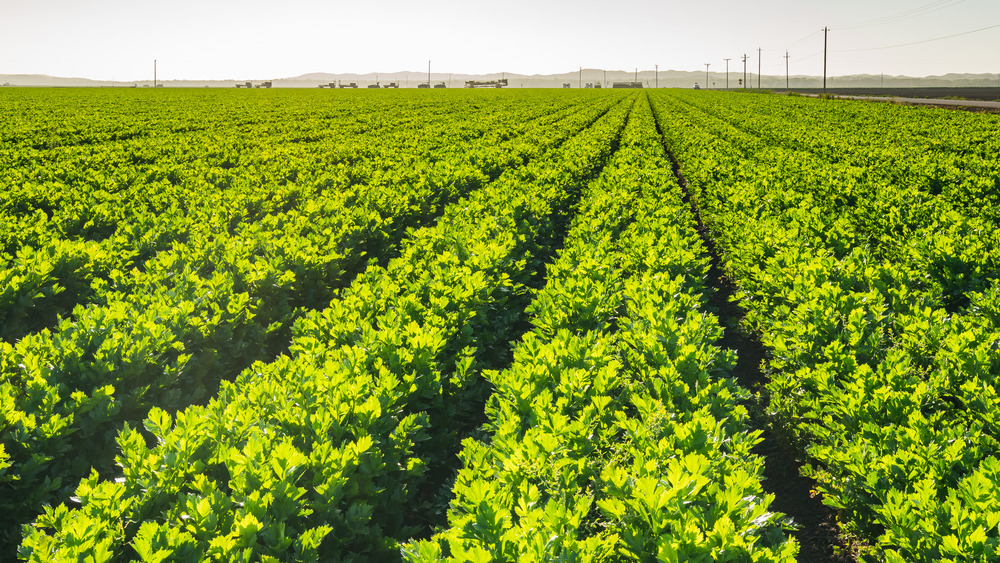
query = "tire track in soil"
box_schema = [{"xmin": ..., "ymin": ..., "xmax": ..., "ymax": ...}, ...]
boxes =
[{"xmin": 645, "ymin": 93, "xmax": 856, "ymax": 562}]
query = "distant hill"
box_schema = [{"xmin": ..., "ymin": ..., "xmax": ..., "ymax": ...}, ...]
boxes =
[
  {"xmin": 2, "ymin": 70, "xmax": 999, "ymax": 89},
  {"xmin": 0, "ymin": 74, "xmax": 108, "ymax": 87}
]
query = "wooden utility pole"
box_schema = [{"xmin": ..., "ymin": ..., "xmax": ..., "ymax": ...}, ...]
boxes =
[
  {"xmin": 154, "ymin": 60, "xmax": 157, "ymax": 88},
  {"xmin": 705, "ymin": 63, "xmax": 710, "ymax": 90},
  {"xmin": 785, "ymin": 51, "xmax": 790, "ymax": 89},
  {"xmin": 757, "ymin": 47, "xmax": 761, "ymax": 89},
  {"xmin": 742, "ymin": 53, "xmax": 747, "ymax": 89},
  {"xmin": 655, "ymin": 64, "xmax": 658, "ymax": 88},
  {"xmin": 823, "ymin": 27, "xmax": 829, "ymax": 91},
  {"xmin": 724, "ymin": 58, "xmax": 731, "ymax": 89}
]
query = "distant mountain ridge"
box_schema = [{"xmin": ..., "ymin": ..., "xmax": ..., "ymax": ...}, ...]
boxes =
[{"xmin": 2, "ymin": 70, "xmax": 999, "ymax": 89}]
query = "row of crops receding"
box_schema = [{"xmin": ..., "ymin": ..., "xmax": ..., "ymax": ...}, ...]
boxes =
[
  {"xmin": 647, "ymin": 89, "xmax": 1000, "ymax": 561},
  {"xmin": 3, "ymin": 87, "xmax": 1000, "ymax": 561},
  {"xmin": 0, "ymin": 89, "xmax": 622, "ymax": 558}
]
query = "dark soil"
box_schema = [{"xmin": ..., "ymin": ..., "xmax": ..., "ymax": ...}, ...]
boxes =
[{"xmin": 692, "ymin": 202, "xmax": 854, "ymax": 563}]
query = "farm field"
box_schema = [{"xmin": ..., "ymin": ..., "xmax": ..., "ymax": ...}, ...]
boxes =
[
  {"xmin": 786, "ymin": 87, "xmax": 1000, "ymax": 103},
  {"xmin": 3, "ymin": 87, "xmax": 1000, "ymax": 561}
]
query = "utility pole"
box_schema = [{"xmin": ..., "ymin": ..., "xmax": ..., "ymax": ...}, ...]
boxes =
[
  {"xmin": 742, "ymin": 53, "xmax": 747, "ymax": 89},
  {"xmin": 634, "ymin": 68, "xmax": 638, "ymax": 83},
  {"xmin": 823, "ymin": 27, "xmax": 829, "ymax": 92},
  {"xmin": 757, "ymin": 47, "xmax": 761, "ymax": 89},
  {"xmin": 785, "ymin": 51, "xmax": 790, "ymax": 89},
  {"xmin": 579, "ymin": 66, "xmax": 582, "ymax": 89},
  {"xmin": 154, "ymin": 59, "xmax": 157, "ymax": 88},
  {"xmin": 724, "ymin": 58, "xmax": 731, "ymax": 89},
  {"xmin": 655, "ymin": 64, "xmax": 658, "ymax": 88},
  {"xmin": 705, "ymin": 63, "xmax": 710, "ymax": 90},
  {"xmin": 428, "ymin": 60, "xmax": 431, "ymax": 87}
]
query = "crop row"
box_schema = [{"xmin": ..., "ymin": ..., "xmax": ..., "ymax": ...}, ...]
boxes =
[
  {"xmin": 650, "ymin": 90, "xmax": 1000, "ymax": 561},
  {"xmin": 0, "ymin": 91, "xmax": 592, "ymax": 342},
  {"xmin": 673, "ymin": 91, "xmax": 1000, "ymax": 224},
  {"xmin": 403, "ymin": 94, "xmax": 797, "ymax": 561},
  {"xmin": 0, "ymin": 91, "xmax": 624, "ymax": 555},
  {"xmin": 16, "ymin": 95, "xmax": 632, "ymax": 561}
]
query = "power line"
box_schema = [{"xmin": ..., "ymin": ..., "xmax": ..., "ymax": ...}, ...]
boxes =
[
  {"xmin": 753, "ymin": 50, "xmax": 824, "ymax": 68},
  {"xmin": 756, "ymin": 0, "xmax": 968, "ymax": 59},
  {"xmin": 764, "ymin": 29, "xmax": 822, "ymax": 51},
  {"xmin": 839, "ymin": 0, "xmax": 967, "ymax": 30},
  {"xmin": 791, "ymin": 49, "xmax": 825, "ymax": 62},
  {"xmin": 835, "ymin": 22, "xmax": 1000, "ymax": 52}
]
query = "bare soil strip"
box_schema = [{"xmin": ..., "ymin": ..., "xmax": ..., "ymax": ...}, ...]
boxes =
[{"xmin": 790, "ymin": 90, "xmax": 1000, "ymax": 114}]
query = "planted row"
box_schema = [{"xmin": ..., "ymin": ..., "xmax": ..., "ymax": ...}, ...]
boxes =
[
  {"xmin": 0, "ymin": 93, "xmax": 623, "ymax": 554},
  {"xmin": 17, "ymin": 96, "xmax": 633, "ymax": 561},
  {"xmin": 650, "ymin": 89, "xmax": 1000, "ymax": 560},
  {"xmin": 0, "ymin": 91, "xmax": 591, "ymax": 339},
  {"xmin": 405, "ymin": 96, "xmax": 797, "ymax": 561},
  {"xmin": 671, "ymin": 90, "xmax": 1000, "ymax": 224}
]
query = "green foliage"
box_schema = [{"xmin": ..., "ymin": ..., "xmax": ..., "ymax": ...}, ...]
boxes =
[
  {"xmin": 403, "ymin": 99, "xmax": 796, "ymax": 562},
  {"xmin": 14, "ymin": 90, "xmax": 634, "ymax": 561},
  {"xmin": 648, "ymin": 88, "xmax": 1000, "ymax": 560}
]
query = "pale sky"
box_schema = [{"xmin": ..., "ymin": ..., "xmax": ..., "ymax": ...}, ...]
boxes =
[{"xmin": 1, "ymin": 0, "xmax": 997, "ymax": 80}]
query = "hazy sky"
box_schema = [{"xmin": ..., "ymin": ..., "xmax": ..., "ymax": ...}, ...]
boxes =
[{"xmin": 2, "ymin": 0, "xmax": 997, "ymax": 80}]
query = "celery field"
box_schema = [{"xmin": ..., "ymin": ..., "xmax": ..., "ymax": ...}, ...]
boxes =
[{"xmin": 3, "ymin": 88, "xmax": 1000, "ymax": 561}]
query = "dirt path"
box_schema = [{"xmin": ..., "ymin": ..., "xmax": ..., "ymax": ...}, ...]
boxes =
[
  {"xmin": 808, "ymin": 93, "xmax": 1000, "ymax": 113},
  {"xmin": 849, "ymin": 95, "xmax": 1000, "ymax": 109}
]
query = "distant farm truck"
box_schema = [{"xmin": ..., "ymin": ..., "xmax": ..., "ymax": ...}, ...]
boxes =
[{"xmin": 464, "ymin": 78, "xmax": 509, "ymax": 89}]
